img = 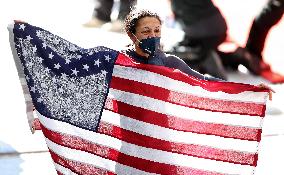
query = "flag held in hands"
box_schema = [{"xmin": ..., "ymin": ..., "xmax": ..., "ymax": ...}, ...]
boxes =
[{"xmin": 8, "ymin": 21, "xmax": 269, "ymax": 175}]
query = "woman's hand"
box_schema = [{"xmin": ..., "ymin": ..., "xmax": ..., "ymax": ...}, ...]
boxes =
[
  {"xmin": 257, "ymin": 83, "xmax": 275, "ymax": 101},
  {"xmin": 14, "ymin": 20, "xmax": 26, "ymax": 23}
]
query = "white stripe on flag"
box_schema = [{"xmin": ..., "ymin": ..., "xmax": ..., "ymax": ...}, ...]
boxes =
[
  {"xmin": 108, "ymin": 88, "xmax": 263, "ymax": 128},
  {"xmin": 38, "ymin": 112, "xmax": 255, "ymax": 175},
  {"xmin": 113, "ymin": 65, "xmax": 267, "ymax": 104}
]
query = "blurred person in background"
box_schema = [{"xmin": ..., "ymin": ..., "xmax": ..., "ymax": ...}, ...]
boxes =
[
  {"xmin": 169, "ymin": 0, "xmax": 284, "ymax": 83},
  {"xmin": 84, "ymin": 0, "xmax": 137, "ymax": 32},
  {"xmin": 218, "ymin": 0, "xmax": 284, "ymax": 83},
  {"xmin": 169, "ymin": 0, "xmax": 228, "ymax": 80}
]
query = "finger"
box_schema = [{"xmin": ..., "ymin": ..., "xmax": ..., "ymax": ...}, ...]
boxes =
[
  {"xmin": 270, "ymin": 88, "xmax": 276, "ymax": 93},
  {"xmin": 14, "ymin": 20, "xmax": 26, "ymax": 23},
  {"xmin": 258, "ymin": 84, "xmax": 276, "ymax": 93}
]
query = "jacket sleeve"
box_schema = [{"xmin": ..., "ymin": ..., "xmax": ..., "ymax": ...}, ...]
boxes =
[{"xmin": 164, "ymin": 54, "xmax": 224, "ymax": 81}]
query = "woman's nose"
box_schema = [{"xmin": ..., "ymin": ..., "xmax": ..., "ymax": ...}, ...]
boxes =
[{"xmin": 148, "ymin": 31, "xmax": 156, "ymax": 37}]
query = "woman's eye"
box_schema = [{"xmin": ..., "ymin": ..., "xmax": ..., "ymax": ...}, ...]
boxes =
[
  {"xmin": 154, "ymin": 29, "xmax": 160, "ymax": 33},
  {"xmin": 141, "ymin": 30, "xmax": 150, "ymax": 34}
]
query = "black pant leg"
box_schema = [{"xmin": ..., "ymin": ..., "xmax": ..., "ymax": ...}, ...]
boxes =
[
  {"xmin": 246, "ymin": 0, "xmax": 284, "ymax": 58},
  {"xmin": 93, "ymin": 0, "xmax": 114, "ymax": 22},
  {"xmin": 117, "ymin": 0, "xmax": 137, "ymax": 20}
]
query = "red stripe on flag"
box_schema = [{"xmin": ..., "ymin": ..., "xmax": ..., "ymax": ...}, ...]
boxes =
[
  {"xmin": 49, "ymin": 150, "xmax": 114, "ymax": 175},
  {"xmin": 42, "ymin": 125, "xmax": 224, "ymax": 175},
  {"xmin": 98, "ymin": 121, "xmax": 257, "ymax": 166},
  {"xmin": 104, "ymin": 98, "xmax": 262, "ymax": 141},
  {"xmin": 110, "ymin": 76, "xmax": 265, "ymax": 116}
]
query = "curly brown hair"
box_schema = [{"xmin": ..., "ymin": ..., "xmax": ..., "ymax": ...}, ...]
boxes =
[{"xmin": 124, "ymin": 7, "xmax": 162, "ymax": 34}]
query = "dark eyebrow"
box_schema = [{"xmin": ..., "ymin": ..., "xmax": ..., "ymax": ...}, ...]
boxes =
[
  {"xmin": 141, "ymin": 26, "xmax": 161, "ymax": 30},
  {"xmin": 142, "ymin": 27, "xmax": 151, "ymax": 30}
]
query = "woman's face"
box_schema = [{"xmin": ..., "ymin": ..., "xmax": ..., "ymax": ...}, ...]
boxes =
[{"xmin": 133, "ymin": 17, "xmax": 161, "ymax": 41}]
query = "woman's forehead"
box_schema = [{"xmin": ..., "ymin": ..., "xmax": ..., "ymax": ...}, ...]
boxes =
[{"xmin": 136, "ymin": 17, "xmax": 161, "ymax": 29}]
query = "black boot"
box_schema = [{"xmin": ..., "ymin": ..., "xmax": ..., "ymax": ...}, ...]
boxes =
[
  {"xmin": 220, "ymin": 47, "xmax": 261, "ymax": 75},
  {"xmin": 198, "ymin": 50, "xmax": 227, "ymax": 80}
]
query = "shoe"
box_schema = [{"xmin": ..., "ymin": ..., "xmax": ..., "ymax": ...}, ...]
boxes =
[
  {"xmin": 102, "ymin": 20, "xmax": 124, "ymax": 33},
  {"xmin": 230, "ymin": 47, "xmax": 261, "ymax": 75},
  {"xmin": 110, "ymin": 20, "xmax": 124, "ymax": 32},
  {"xmin": 168, "ymin": 45, "xmax": 204, "ymax": 62},
  {"xmin": 200, "ymin": 50, "xmax": 228, "ymax": 80},
  {"xmin": 167, "ymin": 40, "xmax": 206, "ymax": 63},
  {"xmin": 83, "ymin": 17, "xmax": 107, "ymax": 28},
  {"xmin": 259, "ymin": 60, "xmax": 271, "ymax": 71}
]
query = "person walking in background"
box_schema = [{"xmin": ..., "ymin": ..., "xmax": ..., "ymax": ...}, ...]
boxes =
[
  {"xmin": 169, "ymin": 0, "xmax": 229, "ymax": 80},
  {"xmin": 219, "ymin": 0, "xmax": 284, "ymax": 83},
  {"xmin": 84, "ymin": 0, "xmax": 137, "ymax": 32},
  {"xmin": 169, "ymin": 0, "xmax": 284, "ymax": 83}
]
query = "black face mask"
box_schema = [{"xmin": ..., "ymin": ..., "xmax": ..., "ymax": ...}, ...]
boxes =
[{"xmin": 133, "ymin": 34, "xmax": 161, "ymax": 56}]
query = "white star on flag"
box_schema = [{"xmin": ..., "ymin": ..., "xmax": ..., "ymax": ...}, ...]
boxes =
[
  {"xmin": 71, "ymin": 68, "xmax": 79, "ymax": 76},
  {"xmin": 54, "ymin": 63, "xmax": 61, "ymax": 69},
  {"xmin": 19, "ymin": 24, "xmax": 26, "ymax": 30},
  {"xmin": 61, "ymin": 73, "xmax": 67, "ymax": 79},
  {"xmin": 104, "ymin": 55, "xmax": 111, "ymax": 62},
  {"xmin": 37, "ymin": 57, "xmax": 43, "ymax": 63},
  {"xmin": 49, "ymin": 52, "xmax": 54, "ymax": 59},
  {"xmin": 25, "ymin": 75, "xmax": 30, "ymax": 81},
  {"xmin": 101, "ymin": 70, "xmax": 107, "ymax": 75},
  {"xmin": 26, "ymin": 61, "xmax": 34, "ymax": 67},
  {"xmin": 36, "ymin": 30, "xmax": 41, "ymax": 37},
  {"xmin": 45, "ymin": 67, "xmax": 51, "ymax": 73},
  {"xmin": 94, "ymin": 59, "xmax": 101, "ymax": 67},
  {"xmin": 30, "ymin": 86, "xmax": 36, "ymax": 93},
  {"xmin": 32, "ymin": 45, "xmax": 37, "ymax": 53},
  {"xmin": 83, "ymin": 64, "xmax": 89, "ymax": 71},
  {"xmin": 65, "ymin": 59, "xmax": 71, "ymax": 64},
  {"xmin": 58, "ymin": 87, "xmax": 64, "ymax": 93},
  {"xmin": 52, "ymin": 77, "xmax": 57, "ymax": 83},
  {"xmin": 42, "ymin": 42, "xmax": 47, "ymax": 49},
  {"xmin": 26, "ymin": 35, "xmax": 33, "ymax": 41},
  {"xmin": 37, "ymin": 98, "xmax": 43, "ymax": 103}
]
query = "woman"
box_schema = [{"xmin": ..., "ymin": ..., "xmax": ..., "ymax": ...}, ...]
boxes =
[
  {"xmin": 122, "ymin": 8, "xmax": 274, "ymax": 99},
  {"xmin": 122, "ymin": 8, "xmax": 222, "ymax": 81}
]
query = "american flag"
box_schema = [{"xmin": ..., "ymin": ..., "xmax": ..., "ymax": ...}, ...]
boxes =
[{"xmin": 9, "ymin": 21, "xmax": 269, "ymax": 175}]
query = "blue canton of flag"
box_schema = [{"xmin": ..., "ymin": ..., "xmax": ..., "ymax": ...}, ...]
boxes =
[{"xmin": 10, "ymin": 22, "xmax": 119, "ymax": 132}]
